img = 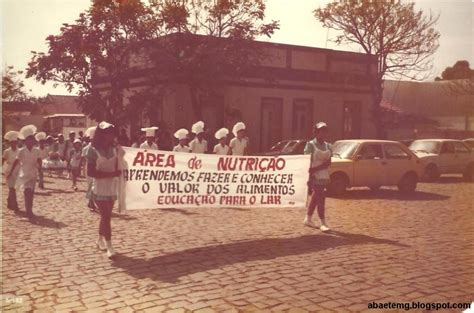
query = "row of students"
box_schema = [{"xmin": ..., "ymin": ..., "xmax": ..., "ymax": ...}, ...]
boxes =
[
  {"xmin": 172, "ymin": 121, "xmax": 249, "ymax": 155},
  {"xmin": 2, "ymin": 125, "xmax": 42, "ymax": 221}
]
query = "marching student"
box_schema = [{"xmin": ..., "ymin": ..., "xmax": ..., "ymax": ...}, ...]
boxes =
[
  {"xmin": 82, "ymin": 127, "xmax": 97, "ymax": 212},
  {"xmin": 9, "ymin": 125, "xmax": 42, "ymax": 222},
  {"xmin": 303, "ymin": 122, "xmax": 332, "ymax": 232},
  {"xmin": 229, "ymin": 122, "xmax": 249, "ymax": 156},
  {"xmin": 189, "ymin": 121, "xmax": 207, "ymax": 154},
  {"xmin": 213, "ymin": 128, "xmax": 230, "ymax": 155},
  {"xmin": 3, "ymin": 131, "xmax": 20, "ymax": 210},
  {"xmin": 35, "ymin": 132, "xmax": 48, "ymax": 189},
  {"xmin": 173, "ymin": 128, "xmax": 191, "ymax": 152},
  {"xmin": 69, "ymin": 139, "xmax": 83, "ymax": 191},
  {"xmin": 86, "ymin": 121, "xmax": 121, "ymax": 258},
  {"xmin": 139, "ymin": 127, "xmax": 159, "ymax": 150}
]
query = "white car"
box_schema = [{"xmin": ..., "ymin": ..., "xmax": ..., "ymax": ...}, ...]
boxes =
[
  {"xmin": 328, "ymin": 140, "xmax": 423, "ymax": 196},
  {"xmin": 409, "ymin": 139, "xmax": 474, "ymax": 181}
]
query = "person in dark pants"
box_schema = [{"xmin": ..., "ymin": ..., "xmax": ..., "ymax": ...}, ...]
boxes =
[
  {"xmin": 303, "ymin": 122, "xmax": 332, "ymax": 232},
  {"xmin": 3, "ymin": 131, "xmax": 20, "ymax": 210},
  {"xmin": 86, "ymin": 122, "xmax": 121, "ymax": 258},
  {"xmin": 9, "ymin": 125, "xmax": 42, "ymax": 222}
]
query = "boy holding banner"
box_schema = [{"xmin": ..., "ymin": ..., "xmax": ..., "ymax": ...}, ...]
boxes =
[
  {"xmin": 230, "ymin": 122, "xmax": 249, "ymax": 156},
  {"xmin": 173, "ymin": 128, "xmax": 191, "ymax": 152},
  {"xmin": 189, "ymin": 121, "xmax": 208, "ymax": 154},
  {"xmin": 303, "ymin": 122, "xmax": 332, "ymax": 232},
  {"xmin": 140, "ymin": 127, "xmax": 159, "ymax": 150},
  {"xmin": 213, "ymin": 128, "xmax": 230, "ymax": 155}
]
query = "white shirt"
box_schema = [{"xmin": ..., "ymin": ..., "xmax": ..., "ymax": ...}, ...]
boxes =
[
  {"xmin": 17, "ymin": 147, "xmax": 41, "ymax": 180},
  {"xmin": 173, "ymin": 144, "xmax": 191, "ymax": 153},
  {"xmin": 38, "ymin": 146, "xmax": 49, "ymax": 159},
  {"xmin": 69, "ymin": 149, "xmax": 83, "ymax": 168},
  {"xmin": 139, "ymin": 141, "xmax": 158, "ymax": 150},
  {"xmin": 230, "ymin": 137, "xmax": 248, "ymax": 156},
  {"xmin": 3, "ymin": 147, "xmax": 19, "ymax": 174},
  {"xmin": 189, "ymin": 138, "xmax": 208, "ymax": 154},
  {"xmin": 213, "ymin": 144, "xmax": 230, "ymax": 155}
]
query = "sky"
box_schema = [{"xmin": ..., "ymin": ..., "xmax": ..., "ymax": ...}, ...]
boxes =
[{"xmin": 1, "ymin": 0, "xmax": 473, "ymax": 97}]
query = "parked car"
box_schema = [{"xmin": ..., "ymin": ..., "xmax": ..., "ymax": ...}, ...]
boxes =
[
  {"xmin": 409, "ymin": 139, "xmax": 474, "ymax": 181},
  {"xmin": 265, "ymin": 139, "xmax": 307, "ymax": 156},
  {"xmin": 328, "ymin": 140, "xmax": 423, "ymax": 196},
  {"xmin": 463, "ymin": 138, "xmax": 474, "ymax": 150},
  {"xmin": 399, "ymin": 139, "xmax": 415, "ymax": 147}
]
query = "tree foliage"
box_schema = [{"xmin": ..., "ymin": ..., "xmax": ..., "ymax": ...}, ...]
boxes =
[
  {"xmin": 315, "ymin": 0, "xmax": 439, "ymax": 138},
  {"xmin": 2, "ymin": 66, "xmax": 30, "ymax": 102},
  {"xmin": 26, "ymin": 0, "xmax": 279, "ymax": 126}
]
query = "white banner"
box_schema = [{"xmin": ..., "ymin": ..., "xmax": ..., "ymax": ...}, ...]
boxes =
[{"xmin": 119, "ymin": 147, "xmax": 311, "ymax": 210}]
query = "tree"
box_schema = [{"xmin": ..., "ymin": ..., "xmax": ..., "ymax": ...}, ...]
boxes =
[
  {"xmin": 2, "ymin": 66, "xmax": 30, "ymax": 101},
  {"xmin": 148, "ymin": 0, "xmax": 279, "ymax": 120},
  {"xmin": 27, "ymin": 0, "xmax": 279, "ymax": 128},
  {"xmin": 435, "ymin": 60, "xmax": 474, "ymax": 130},
  {"xmin": 315, "ymin": 0, "xmax": 440, "ymax": 138},
  {"xmin": 26, "ymin": 0, "xmax": 161, "ymax": 125}
]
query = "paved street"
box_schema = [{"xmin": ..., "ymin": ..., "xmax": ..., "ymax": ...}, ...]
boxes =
[{"xmin": 1, "ymin": 175, "xmax": 473, "ymax": 312}]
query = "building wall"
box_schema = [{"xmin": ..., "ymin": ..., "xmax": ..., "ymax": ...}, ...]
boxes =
[{"xmin": 94, "ymin": 38, "xmax": 377, "ymax": 151}]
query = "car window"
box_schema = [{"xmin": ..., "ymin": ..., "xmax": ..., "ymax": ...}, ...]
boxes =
[
  {"xmin": 409, "ymin": 141, "xmax": 440, "ymax": 154},
  {"xmin": 384, "ymin": 144, "xmax": 410, "ymax": 160},
  {"xmin": 453, "ymin": 142, "xmax": 470, "ymax": 153},
  {"xmin": 464, "ymin": 141, "xmax": 474, "ymax": 149},
  {"xmin": 358, "ymin": 144, "xmax": 383, "ymax": 160},
  {"xmin": 440, "ymin": 142, "xmax": 455, "ymax": 154}
]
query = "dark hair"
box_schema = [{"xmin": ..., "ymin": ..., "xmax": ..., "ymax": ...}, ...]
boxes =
[{"xmin": 91, "ymin": 125, "xmax": 116, "ymax": 150}]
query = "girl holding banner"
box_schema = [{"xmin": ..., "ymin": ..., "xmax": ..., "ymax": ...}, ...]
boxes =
[
  {"xmin": 303, "ymin": 122, "xmax": 332, "ymax": 232},
  {"xmin": 86, "ymin": 122, "xmax": 121, "ymax": 258}
]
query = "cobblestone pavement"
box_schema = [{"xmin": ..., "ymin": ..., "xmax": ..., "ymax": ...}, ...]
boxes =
[{"xmin": 1, "ymin": 175, "xmax": 473, "ymax": 312}]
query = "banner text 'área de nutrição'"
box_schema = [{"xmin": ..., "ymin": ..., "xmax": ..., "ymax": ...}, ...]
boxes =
[{"xmin": 120, "ymin": 147, "xmax": 311, "ymax": 210}]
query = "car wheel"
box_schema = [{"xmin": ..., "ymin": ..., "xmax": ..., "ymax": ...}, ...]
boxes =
[
  {"xmin": 463, "ymin": 163, "xmax": 474, "ymax": 181},
  {"xmin": 398, "ymin": 172, "xmax": 418, "ymax": 193},
  {"xmin": 424, "ymin": 164, "xmax": 440, "ymax": 182},
  {"xmin": 369, "ymin": 185, "xmax": 381, "ymax": 191},
  {"xmin": 328, "ymin": 173, "xmax": 348, "ymax": 197}
]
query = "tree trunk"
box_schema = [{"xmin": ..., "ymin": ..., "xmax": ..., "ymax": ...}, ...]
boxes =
[
  {"xmin": 189, "ymin": 85, "xmax": 202, "ymax": 120},
  {"xmin": 370, "ymin": 77, "xmax": 386, "ymax": 139}
]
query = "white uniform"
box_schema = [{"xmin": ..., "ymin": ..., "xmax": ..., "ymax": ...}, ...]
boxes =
[
  {"xmin": 3, "ymin": 148, "xmax": 20, "ymax": 188},
  {"xmin": 213, "ymin": 144, "xmax": 230, "ymax": 155},
  {"xmin": 189, "ymin": 138, "xmax": 208, "ymax": 154},
  {"xmin": 17, "ymin": 147, "xmax": 41, "ymax": 189},
  {"xmin": 139, "ymin": 141, "xmax": 158, "ymax": 150},
  {"xmin": 230, "ymin": 137, "xmax": 248, "ymax": 156},
  {"xmin": 38, "ymin": 146, "xmax": 49, "ymax": 160},
  {"xmin": 173, "ymin": 144, "xmax": 191, "ymax": 153},
  {"xmin": 70, "ymin": 149, "xmax": 83, "ymax": 169}
]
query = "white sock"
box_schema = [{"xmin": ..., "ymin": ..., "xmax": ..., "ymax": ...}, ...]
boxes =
[{"xmin": 305, "ymin": 214, "xmax": 312, "ymax": 221}]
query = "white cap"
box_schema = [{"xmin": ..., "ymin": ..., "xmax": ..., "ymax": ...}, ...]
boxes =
[
  {"xmin": 98, "ymin": 121, "xmax": 115, "ymax": 130},
  {"xmin": 232, "ymin": 122, "xmax": 246, "ymax": 137},
  {"xmin": 4, "ymin": 131, "xmax": 19, "ymax": 141},
  {"xmin": 35, "ymin": 132, "xmax": 47, "ymax": 141},
  {"xmin": 84, "ymin": 126, "xmax": 96, "ymax": 139},
  {"xmin": 191, "ymin": 121, "xmax": 205, "ymax": 134},
  {"xmin": 315, "ymin": 122, "xmax": 328, "ymax": 129},
  {"xmin": 18, "ymin": 124, "xmax": 38, "ymax": 140},
  {"xmin": 215, "ymin": 128, "xmax": 229, "ymax": 140},
  {"xmin": 174, "ymin": 128, "xmax": 189, "ymax": 140},
  {"xmin": 141, "ymin": 126, "xmax": 158, "ymax": 137},
  {"xmin": 73, "ymin": 139, "xmax": 82, "ymax": 144}
]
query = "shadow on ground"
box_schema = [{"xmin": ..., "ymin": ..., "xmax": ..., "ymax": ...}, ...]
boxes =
[
  {"xmin": 111, "ymin": 231, "xmax": 409, "ymax": 283},
  {"xmin": 333, "ymin": 189, "xmax": 450, "ymax": 201},
  {"xmin": 159, "ymin": 208, "xmax": 199, "ymax": 215},
  {"xmin": 14, "ymin": 211, "xmax": 68, "ymax": 228}
]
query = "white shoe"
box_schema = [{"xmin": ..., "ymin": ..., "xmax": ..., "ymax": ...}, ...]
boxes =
[
  {"xmin": 106, "ymin": 241, "xmax": 117, "ymax": 258},
  {"xmin": 303, "ymin": 217, "xmax": 317, "ymax": 228},
  {"xmin": 320, "ymin": 224, "xmax": 330, "ymax": 232},
  {"xmin": 96, "ymin": 236, "xmax": 107, "ymax": 251}
]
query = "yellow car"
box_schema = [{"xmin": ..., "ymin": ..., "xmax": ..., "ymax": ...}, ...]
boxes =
[{"xmin": 328, "ymin": 140, "xmax": 423, "ymax": 196}]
